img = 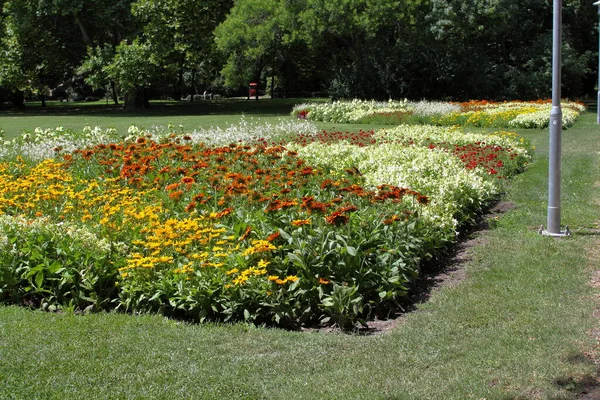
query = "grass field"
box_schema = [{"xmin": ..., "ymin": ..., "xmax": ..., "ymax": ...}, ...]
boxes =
[
  {"xmin": 0, "ymin": 99, "xmax": 385, "ymax": 138},
  {"xmin": 0, "ymin": 105, "xmax": 599, "ymax": 399}
]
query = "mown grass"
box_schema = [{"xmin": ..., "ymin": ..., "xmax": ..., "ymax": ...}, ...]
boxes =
[
  {"xmin": 0, "ymin": 98, "xmax": 385, "ymax": 138},
  {"xmin": 0, "ymin": 109, "xmax": 599, "ymax": 399}
]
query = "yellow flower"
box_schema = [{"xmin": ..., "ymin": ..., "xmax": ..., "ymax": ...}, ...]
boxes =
[
  {"xmin": 267, "ymin": 275, "xmax": 279, "ymax": 281},
  {"xmin": 291, "ymin": 218, "xmax": 311, "ymax": 226},
  {"xmin": 232, "ymin": 275, "xmax": 248, "ymax": 285},
  {"xmin": 286, "ymin": 275, "xmax": 299, "ymax": 283},
  {"xmin": 225, "ymin": 268, "xmax": 239, "ymax": 275},
  {"xmin": 257, "ymin": 259, "xmax": 270, "ymax": 268}
]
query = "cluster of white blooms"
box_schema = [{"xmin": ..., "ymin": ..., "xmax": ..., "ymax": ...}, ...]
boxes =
[
  {"xmin": 0, "ymin": 125, "xmax": 121, "ymax": 161},
  {"xmin": 185, "ymin": 117, "xmax": 318, "ymax": 146},
  {"xmin": 292, "ymin": 99, "xmax": 410, "ymax": 123},
  {"xmin": 122, "ymin": 117, "xmax": 319, "ymax": 146},
  {"xmin": 508, "ymin": 105, "xmax": 582, "ymax": 129},
  {"xmin": 409, "ymin": 101, "xmax": 461, "ymax": 116}
]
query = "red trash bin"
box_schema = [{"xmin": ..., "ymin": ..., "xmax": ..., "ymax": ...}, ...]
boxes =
[{"xmin": 248, "ymin": 82, "xmax": 258, "ymax": 100}]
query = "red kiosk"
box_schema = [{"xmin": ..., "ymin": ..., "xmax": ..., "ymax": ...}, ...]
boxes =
[{"xmin": 248, "ymin": 82, "xmax": 259, "ymax": 100}]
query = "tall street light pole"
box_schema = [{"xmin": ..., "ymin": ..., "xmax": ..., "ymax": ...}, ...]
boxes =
[
  {"xmin": 543, "ymin": 0, "xmax": 569, "ymax": 236},
  {"xmin": 594, "ymin": 1, "xmax": 600, "ymax": 124}
]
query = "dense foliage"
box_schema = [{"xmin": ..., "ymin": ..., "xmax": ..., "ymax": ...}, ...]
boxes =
[
  {"xmin": 0, "ymin": 118, "xmax": 531, "ymax": 328},
  {"xmin": 0, "ymin": 0, "xmax": 597, "ymax": 106}
]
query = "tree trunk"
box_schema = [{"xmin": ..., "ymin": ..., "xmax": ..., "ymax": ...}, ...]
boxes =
[
  {"xmin": 74, "ymin": 13, "xmax": 94, "ymax": 47},
  {"xmin": 122, "ymin": 89, "xmax": 149, "ymax": 110},
  {"xmin": 110, "ymin": 82, "xmax": 119, "ymax": 105},
  {"xmin": 171, "ymin": 64, "xmax": 185, "ymax": 101},
  {"xmin": 11, "ymin": 90, "xmax": 26, "ymax": 110}
]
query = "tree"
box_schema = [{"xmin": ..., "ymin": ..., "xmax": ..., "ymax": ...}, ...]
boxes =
[
  {"xmin": 0, "ymin": 0, "xmax": 86, "ymax": 108},
  {"xmin": 43, "ymin": 0, "xmax": 138, "ymax": 105},
  {"xmin": 104, "ymin": 40, "xmax": 157, "ymax": 108},
  {"xmin": 132, "ymin": 0, "xmax": 233, "ymax": 100}
]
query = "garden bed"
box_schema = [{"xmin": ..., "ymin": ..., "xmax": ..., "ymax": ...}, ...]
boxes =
[{"xmin": 0, "ymin": 118, "xmax": 531, "ymax": 329}]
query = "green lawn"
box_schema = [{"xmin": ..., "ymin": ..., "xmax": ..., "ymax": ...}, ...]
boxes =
[
  {"xmin": 0, "ymin": 98, "xmax": 385, "ymax": 138},
  {"xmin": 0, "ymin": 108, "xmax": 599, "ymax": 399}
]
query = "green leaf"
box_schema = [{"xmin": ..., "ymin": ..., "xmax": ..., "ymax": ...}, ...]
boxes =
[{"xmin": 35, "ymin": 271, "xmax": 44, "ymax": 289}]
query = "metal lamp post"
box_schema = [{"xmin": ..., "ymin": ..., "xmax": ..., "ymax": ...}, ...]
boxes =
[
  {"xmin": 542, "ymin": 0, "xmax": 569, "ymax": 236},
  {"xmin": 594, "ymin": 1, "xmax": 600, "ymax": 124}
]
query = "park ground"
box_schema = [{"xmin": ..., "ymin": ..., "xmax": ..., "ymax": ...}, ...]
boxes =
[{"xmin": 0, "ymin": 101, "xmax": 599, "ymax": 399}]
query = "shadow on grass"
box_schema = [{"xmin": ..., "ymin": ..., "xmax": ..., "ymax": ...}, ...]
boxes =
[
  {"xmin": 554, "ymin": 367, "xmax": 600, "ymax": 399},
  {"xmin": 0, "ymin": 98, "xmax": 318, "ymax": 118}
]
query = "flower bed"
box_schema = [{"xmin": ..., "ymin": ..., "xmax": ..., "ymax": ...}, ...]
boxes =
[
  {"xmin": 0, "ymin": 120, "xmax": 531, "ymax": 329},
  {"xmin": 292, "ymin": 99, "xmax": 586, "ymax": 129}
]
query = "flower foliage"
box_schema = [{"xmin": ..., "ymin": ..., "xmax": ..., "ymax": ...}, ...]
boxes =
[{"xmin": 0, "ymin": 117, "xmax": 532, "ymax": 329}]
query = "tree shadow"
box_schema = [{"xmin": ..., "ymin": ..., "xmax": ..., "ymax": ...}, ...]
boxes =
[{"xmin": 0, "ymin": 98, "xmax": 305, "ymax": 118}]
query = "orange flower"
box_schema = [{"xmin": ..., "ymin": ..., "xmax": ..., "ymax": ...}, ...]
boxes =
[
  {"xmin": 239, "ymin": 225, "xmax": 252, "ymax": 241},
  {"xmin": 325, "ymin": 212, "xmax": 349, "ymax": 226},
  {"xmin": 416, "ymin": 195, "xmax": 430, "ymax": 205},
  {"xmin": 165, "ymin": 183, "xmax": 180, "ymax": 191},
  {"xmin": 184, "ymin": 201, "xmax": 197, "ymax": 212},
  {"xmin": 318, "ymin": 277, "xmax": 330, "ymax": 285},
  {"xmin": 267, "ymin": 231, "xmax": 280, "ymax": 242},
  {"xmin": 383, "ymin": 214, "xmax": 401, "ymax": 225},
  {"xmin": 181, "ymin": 176, "xmax": 195, "ymax": 184},
  {"xmin": 215, "ymin": 207, "xmax": 233, "ymax": 219},
  {"xmin": 168, "ymin": 190, "xmax": 183, "ymax": 200}
]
